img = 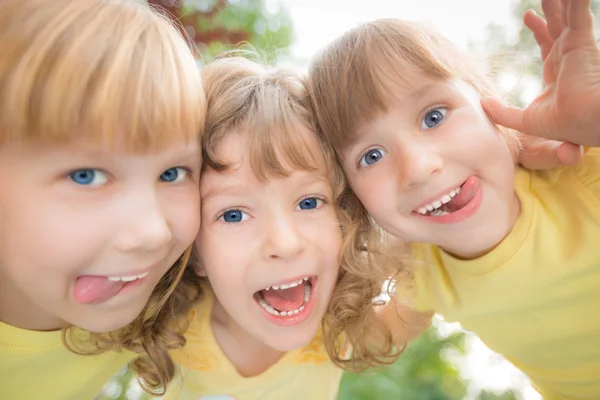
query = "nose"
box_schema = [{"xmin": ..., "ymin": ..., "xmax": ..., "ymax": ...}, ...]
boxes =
[
  {"xmin": 397, "ymin": 144, "xmax": 443, "ymax": 190},
  {"xmin": 261, "ymin": 210, "xmax": 304, "ymax": 261},
  {"xmin": 114, "ymin": 192, "xmax": 172, "ymax": 253}
]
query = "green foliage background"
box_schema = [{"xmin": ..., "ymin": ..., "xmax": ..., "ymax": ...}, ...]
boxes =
[{"xmin": 100, "ymin": 0, "xmax": 591, "ymax": 398}]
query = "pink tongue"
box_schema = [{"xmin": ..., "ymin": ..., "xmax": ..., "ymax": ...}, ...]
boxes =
[
  {"xmin": 447, "ymin": 176, "xmax": 481, "ymax": 212},
  {"xmin": 262, "ymin": 283, "xmax": 305, "ymax": 312},
  {"xmin": 74, "ymin": 276, "xmax": 126, "ymax": 304}
]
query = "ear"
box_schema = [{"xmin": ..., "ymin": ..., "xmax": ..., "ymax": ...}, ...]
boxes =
[
  {"xmin": 193, "ymin": 259, "xmax": 207, "ymax": 277},
  {"xmin": 189, "ymin": 246, "xmax": 208, "ymax": 277}
]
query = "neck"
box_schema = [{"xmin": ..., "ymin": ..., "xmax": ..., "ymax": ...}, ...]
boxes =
[
  {"xmin": 210, "ymin": 298, "xmax": 285, "ymax": 377},
  {"xmin": 0, "ymin": 270, "xmax": 66, "ymax": 331},
  {"xmin": 443, "ymin": 191, "xmax": 521, "ymax": 260}
]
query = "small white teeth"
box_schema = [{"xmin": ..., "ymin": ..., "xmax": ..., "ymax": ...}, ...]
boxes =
[
  {"xmin": 264, "ymin": 277, "xmax": 309, "ymax": 291},
  {"xmin": 256, "ymin": 278, "xmax": 313, "ymax": 317},
  {"xmin": 304, "ymin": 282, "xmax": 311, "ymax": 302},
  {"xmin": 257, "ymin": 296, "xmax": 305, "ymax": 316},
  {"xmin": 107, "ymin": 271, "xmax": 149, "ymax": 282},
  {"xmin": 430, "ymin": 209, "xmax": 450, "ymax": 217},
  {"xmin": 417, "ymin": 186, "xmax": 461, "ymax": 215}
]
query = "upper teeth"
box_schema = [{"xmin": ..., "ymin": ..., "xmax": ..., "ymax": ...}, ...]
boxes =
[
  {"xmin": 417, "ymin": 186, "xmax": 461, "ymax": 215},
  {"xmin": 107, "ymin": 271, "xmax": 149, "ymax": 282},
  {"xmin": 264, "ymin": 277, "xmax": 309, "ymax": 291}
]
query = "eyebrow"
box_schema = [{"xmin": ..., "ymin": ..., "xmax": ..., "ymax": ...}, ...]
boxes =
[
  {"xmin": 293, "ymin": 170, "xmax": 331, "ymax": 189},
  {"xmin": 201, "ymin": 180, "xmax": 246, "ymax": 202},
  {"xmin": 201, "ymin": 170, "xmax": 330, "ymax": 201},
  {"xmin": 409, "ymin": 83, "xmax": 436, "ymax": 102}
]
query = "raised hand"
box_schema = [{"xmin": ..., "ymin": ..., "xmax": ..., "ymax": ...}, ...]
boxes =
[
  {"xmin": 516, "ymin": 133, "xmax": 583, "ymax": 170},
  {"xmin": 483, "ymin": 0, "xmax": 600, "ymax": 147}
]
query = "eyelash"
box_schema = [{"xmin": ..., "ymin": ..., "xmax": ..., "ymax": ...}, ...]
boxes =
[
  {"xmin": 357, "ymin": 147, "xmax": 387, "ymax": 168},
  {"xmin": 215, "ymin": 195, "xmax": 328, "ymax": 223},
  {"xmin": 421, "ymin": 105, "xmax": 449, "ymax": 130},
  {"xmin": 296, "ymin": 196, "xmax": 327, "ymax": 211}
]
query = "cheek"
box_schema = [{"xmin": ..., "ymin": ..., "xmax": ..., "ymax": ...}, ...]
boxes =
[
  {"xmin": 350, "ymin": 175, "xmax": 396, "ymax": 218},
  {"xmin": 166, "ymin": 190, "xmax": 201, "ymax": 245},
  {"xmin": 197, "ymin": 234, "xmax": 246, "ymax": 286},
  {"xmin": 0, "ymin": 195, "xmax": 100, "ymax": 278}
]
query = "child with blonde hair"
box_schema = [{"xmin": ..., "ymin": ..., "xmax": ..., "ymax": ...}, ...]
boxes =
[
  {"xmin": 163, "ymin": 55, "xmax": 426, "ymax": 400},
  {"xmin": 308, "ymin": 0, "xmax": 600, "ymax": 399},
  {"xmin": 0, "ymin": 0, "xmax": 206, "ymax": 398}
]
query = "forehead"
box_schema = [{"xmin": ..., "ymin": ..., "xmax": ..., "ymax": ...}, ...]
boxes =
[
  {"xmin": 201, "ymin": 128, "xmax": 328, "ymax": 189},
  {"xmin": 0, "ymin": 136, "xmax": 200, "ymax": 163},
  {"xmin": 211, "ymin": 125, "xmax": 326, "ymax": 167},
  {"xmin": 357, "ymin": 77, "xmax": 479, "ymax": 126}
]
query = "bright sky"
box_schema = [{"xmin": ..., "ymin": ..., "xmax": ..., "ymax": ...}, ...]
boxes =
[
  {"xmin": 273, "ymin": 0, "xmax": 518, "ymax": 67},
  {"xmin": 271, "ymin": 1, "xmax": 541, "ymax": 398}
]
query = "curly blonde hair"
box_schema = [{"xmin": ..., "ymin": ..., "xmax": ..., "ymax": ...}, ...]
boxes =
[
  {"xmin": 196, "ymin": 53, "xmax": 427, "ymax": 372},
  {"xmin": 306, "ymin": 18, "xmax": 525, "ymax": 370},
  {"xmin": 0, "ymin": 0, "xmax": 205, "ymax": 394}
]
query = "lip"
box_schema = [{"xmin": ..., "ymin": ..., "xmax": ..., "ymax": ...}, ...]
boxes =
[
  {"xmin": 113, "ymin": 276, "xmax": 147, "ymax": 297},
  {"xmin": 74, "ymin": 273, "xmax": 151, "ymax": 305},
  {"xmin": 254, "ymin": 277, "xmax": 319, "ymax": 327},
  {"xmin": 257, "ymin": 274, "xmax": 313, "ymax": 291},
  {"xmin": 412, "ymin": 180, "xmax": 466, "ymax": 212},
  {"xmin": 412, "ymin": 177, "xmax": 483, "ymax": 224},
  {"xmin": 102, "ymin": 265, "xmax": 155, "ymax": 279}
]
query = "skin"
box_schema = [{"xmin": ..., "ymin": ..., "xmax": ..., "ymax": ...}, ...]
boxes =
[
  {"xmin": 196, "ymin": 128, "xmax": 342, "ymax": 376},
  {"xmin": 340, "ymin": 77, "xmax": 520, "ymax": 259},
  {"xmin": 0, "ymin": 138, "xmax": 201, "ymax": 332},
  {"xmin": 483, "ymin": 0, "xmax": 600, "ymax": 148}
]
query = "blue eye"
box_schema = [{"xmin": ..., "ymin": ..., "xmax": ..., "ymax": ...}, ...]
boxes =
[
  {"xmin": 160, "ymin": 167, "xmax": 188, "ymax": 183},
  {"xmin": 297, "ymin": 197, "xmax": 323, "ymax": 210},
  {"xmin": 220, "ymin": 209, "xmax": 248, "ymax": 223},
  {"xmin": 68, "ymin": 169, "xmax": 108, "ymax": 186},
  {"xmin": 421, "ymin": 108, "xmax": 447, "ymax": 129},
  {"xmin": 359, "ymin": 148, "xmax": 387, "ymax": 167}
]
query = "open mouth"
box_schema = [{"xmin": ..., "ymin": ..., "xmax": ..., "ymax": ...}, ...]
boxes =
[
  {"xmin": 74, "ymin": 273, "xmax": 148, "ymax": 304},
  {"xmin": 413, "ymin": 177, "xmax": 479, "ymax": 217},
  {"xmin": 412, "ymin": 177, "xmax": 482, "ymax": 222},
  {"xmin": 253, "ymin": 276, "xmax": 316, "ymax": 318}
]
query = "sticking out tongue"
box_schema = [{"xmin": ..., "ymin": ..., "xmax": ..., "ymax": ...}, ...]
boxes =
[
  {"xmin": 444, "ymin": 176, "xmax": 481, "ymax": 213},
  {"xmin": 74, "ymin": 276, "xmax": 126, "ymax": 304},
  {"xmin": 261, "ymin": 282, "xmax": 306, "ymax": 312}
]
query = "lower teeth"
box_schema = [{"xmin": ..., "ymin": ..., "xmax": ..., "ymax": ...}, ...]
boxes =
[
  {"xmin": 430, "ymin": 209, "xmax": 449, "ymax": 217},
  {"xmin": 257, "ymin": 280, "xmax": 312, "ymax": 317}
]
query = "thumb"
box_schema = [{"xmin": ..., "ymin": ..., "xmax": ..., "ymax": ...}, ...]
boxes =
[
  {"xmin": 481, "ymin": 97, "xmax": 526, "ymax": 132},
  {"xmin": 556, "ymin": 142, "xmax": 584, "ymax": 166},
  {"xmin": 518, "ymin": 136, "xmax": 582, "ymax": 170}
]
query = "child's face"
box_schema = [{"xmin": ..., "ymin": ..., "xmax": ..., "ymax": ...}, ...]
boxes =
[
  {"xmin": 338, "ymin": 76, "xmax": 519, "ymax": 258},
  {"xmin": 0, "ymin": 138, "xmax": 201, "ymax": 332},
  {"xmin": 197, "ymin": 129, "xmax": 342, "ymax": 352}
]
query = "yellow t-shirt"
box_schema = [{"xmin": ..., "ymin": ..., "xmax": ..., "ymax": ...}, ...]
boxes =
[
  {"xmin": 0, "ymin": 321, "xmax": 136, "ymax": 400},
  {"xmin": 413, "ymin": 148, "xmax": 600, "ymax": 400},
  {"xmin": 167, "ymin": 289, "xmax": 343, "ymax": 400}
]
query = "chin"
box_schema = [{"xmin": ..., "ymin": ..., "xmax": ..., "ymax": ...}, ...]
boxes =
[
  {"xmin": 272, "ymin": 325, "xmax": 321, "ymax": 352},
  {"xmin": 272, "ymin": 335, "xmax": 315, "ymax": 352},
  {"xmin": 84, "ymin": 312, "xmax": 139, "ymax": 333}
]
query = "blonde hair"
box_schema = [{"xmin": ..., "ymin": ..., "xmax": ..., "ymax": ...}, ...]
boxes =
[
  {"xmin": 197, "ymin": 54, "xmax": 424, "ymax": 371},
  {"xmin": 0, "ymin": 0, "xmax": 205, "ymax": 150},
  {"xmin": 308, "ymin": 19, "xmax": 521, "ymax": 157},
  {"xmin": 0, "ymin": 0, "xmax": 206, "ymax": 393},
  {"xmin": 306, "ymin": 19, "xmax": 522, "ymax": 369}
]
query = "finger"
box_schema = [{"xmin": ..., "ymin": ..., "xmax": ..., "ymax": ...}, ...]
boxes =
[
  {"xmin": 481, "ymin": 97, "xmax": 526, "ymax": 132},
  {"xmin": 518, "ymin": 137, "xmax": 564, "ymax": 170},
  {"xmin": 542, "ymin": 0, "xmax": 565, "ymax": 40},
  {"xmin": 561, "ymin": 0, "xmax": 570, "ymax": 31},
  {"xmin": 524, "ymin": 9, "xmax": 554, "ymax": 60},
  {"xmin": 556, "ymin": 142, "xmax": 584, "ymax": 165},
  {"xmin": 567, "ymin": 0, "xmax": 594, "ymax": 30}
]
